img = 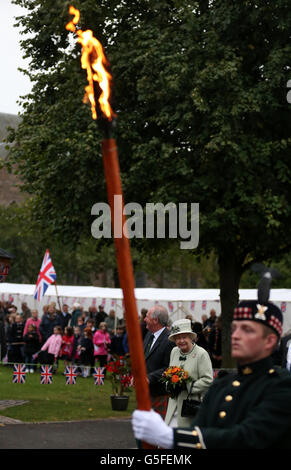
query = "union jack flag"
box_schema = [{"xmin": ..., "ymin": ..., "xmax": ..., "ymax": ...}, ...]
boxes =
[
  {"xmin": 34, "ymin": 249, "xmax": 57, "ymax": 302},
  {"xmin": 93, "ymin": 367, "xmax": 105, "ymax": 385},
  {"xmin": 65, "ymin": 366, "xmax": 78, "ymax": 385},
  {"xmin": 40, "ymin": 365, "xmax": 53, "ymax": 385},
  {"xmin": 13, "ymin": 364, "xmax": 27, "ymax": 384}
]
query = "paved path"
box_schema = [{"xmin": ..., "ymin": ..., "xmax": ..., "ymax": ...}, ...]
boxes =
[{"xmin": 0, "ymin": 417, "xmax": 137, "ymax": 449}]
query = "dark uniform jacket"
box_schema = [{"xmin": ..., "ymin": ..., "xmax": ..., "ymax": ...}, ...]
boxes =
[
  {"xmin": 174, "ymin": 356, "xmax": 291, "ymax": 449},
  {"xmin": 144, "ymin": 328, "xmax": 174, "ymax": 397}
]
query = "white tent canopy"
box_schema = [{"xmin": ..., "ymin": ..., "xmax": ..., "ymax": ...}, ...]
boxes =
[{"xmin": 0, "ymin": 283, "xmax": 291, "ymax": 333}]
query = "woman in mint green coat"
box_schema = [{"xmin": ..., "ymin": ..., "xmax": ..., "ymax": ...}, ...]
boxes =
[{"xmin": 164, "ymin": 318, "xmax": 213, "ymax": 427}]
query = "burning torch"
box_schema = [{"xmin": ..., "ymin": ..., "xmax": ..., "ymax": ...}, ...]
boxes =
[{"xmin": 66, "ymin": 6, "xmax": 152, "ymax": 419}]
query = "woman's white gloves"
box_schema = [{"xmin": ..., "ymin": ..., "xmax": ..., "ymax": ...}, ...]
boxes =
[{"xmin": 132, "ymin": 409, "xmax": 174, "ymax": 448}]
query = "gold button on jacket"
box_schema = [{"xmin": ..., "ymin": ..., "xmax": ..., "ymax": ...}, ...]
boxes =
[{"xmin": 232, "ymin": 380, "xmax": 240, "ymax": 387}]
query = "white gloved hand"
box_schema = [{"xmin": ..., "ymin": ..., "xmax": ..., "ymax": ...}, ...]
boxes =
[{"xmin": 132, "ymin": 409, "xmax": 174, "ymax": 448}]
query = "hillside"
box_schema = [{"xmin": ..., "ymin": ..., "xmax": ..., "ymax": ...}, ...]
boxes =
[{"xmin": 0, "ymin": 112, "xmax": 26, "ymax": 206}]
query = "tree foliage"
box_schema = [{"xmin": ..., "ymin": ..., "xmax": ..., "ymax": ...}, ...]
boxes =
[{"xmin": 8, "ymin": 0, "xmax": 291, "ymax": 252}]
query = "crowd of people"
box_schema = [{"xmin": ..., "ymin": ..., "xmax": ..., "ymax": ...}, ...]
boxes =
[
  {"xmin": 0, "ymin": 299, "xmax": 287, "ymax": 374},
  {"xmin": 185, "ymin": 309, "xmax": 222, "ymax": 368},
  {"xmin": 0, "ymin": 300, "xmax": 129, "ymax": 377},
  {"xmin": 0, "ymin": 298, "xmax": 222, "ymax": 380}
]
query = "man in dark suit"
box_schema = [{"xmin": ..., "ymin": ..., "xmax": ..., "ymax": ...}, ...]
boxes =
[
  {"xmin": 56, "ymin": 304, "xmax": 72, "ymax": 331},
  {"xmin": 143, "ymin": 305, "xmax": 174, "ymax": 418}
]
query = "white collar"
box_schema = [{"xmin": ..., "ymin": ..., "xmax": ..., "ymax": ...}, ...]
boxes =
[{"xmin": 153, "ymin": 327, "xmax": 166, "ymax": 340}]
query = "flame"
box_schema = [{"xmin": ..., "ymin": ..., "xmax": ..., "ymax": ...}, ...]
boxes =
[
  {"xmin": 66, "ymin": 6, "xmax": 116, "ymax": 121},
  {"xmin": 65, "ymin": 5, "xmax": 80, "ymax": 32}
]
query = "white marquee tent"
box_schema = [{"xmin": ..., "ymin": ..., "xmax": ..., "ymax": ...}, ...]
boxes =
[{"xmin": 1, "ymin": 282, "xmax": 291, "ymax": 333}]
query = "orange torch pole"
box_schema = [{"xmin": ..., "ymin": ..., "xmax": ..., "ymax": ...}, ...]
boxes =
[
  {"xmin": 65, "ymin": 5, "xmax": 152, "ymax": 447},
  {"xmin": 101, "ymin": 138, "xmax": 152, "ymax": 415}
]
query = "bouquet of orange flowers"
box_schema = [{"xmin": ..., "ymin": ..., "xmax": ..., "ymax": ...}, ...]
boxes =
[{"xmin": 160, "ymin": 366, "xmax": 192, "ymax": 398}]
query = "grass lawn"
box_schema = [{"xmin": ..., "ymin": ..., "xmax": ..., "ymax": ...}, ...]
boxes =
[{"xmin": 0, "ymin": 361, "xmax": 137, "ymax": 422}]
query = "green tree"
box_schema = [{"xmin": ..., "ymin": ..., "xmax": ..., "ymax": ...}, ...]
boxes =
[{"xmin": 7, "ymin": 0, "xmax": 291, "ymax": 365}]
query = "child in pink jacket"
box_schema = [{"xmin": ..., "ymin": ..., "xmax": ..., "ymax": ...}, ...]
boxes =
[
  {"xmin": 93, "ymin": 321, "xmax": 111, "ymax": 374},
  {"xmin": 41, "ymin": 326, "xmax": 63, "ymax": 366},
  {"xmin": 23, "ymin": 309, "xmax": 42, "ymax": 343}
]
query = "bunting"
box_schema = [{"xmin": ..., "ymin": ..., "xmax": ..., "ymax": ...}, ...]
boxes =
[
  {"xmin": 64, "ymin": 366, "xmax": 78, "ymax": 385},
  {"xmin": 13, "ymin": 364, "xmax": 27, "ymax": 384},
  {"xmin": 40, "ymin": 365, "xmax": 53, "ymax": 385},
  {"xmin": 93, "ymin": 367, "xmax": 105, "ymax": 385},
  {"xmin": 11, "ymin": 364, "xmax": 109, "ymax": 387}
]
